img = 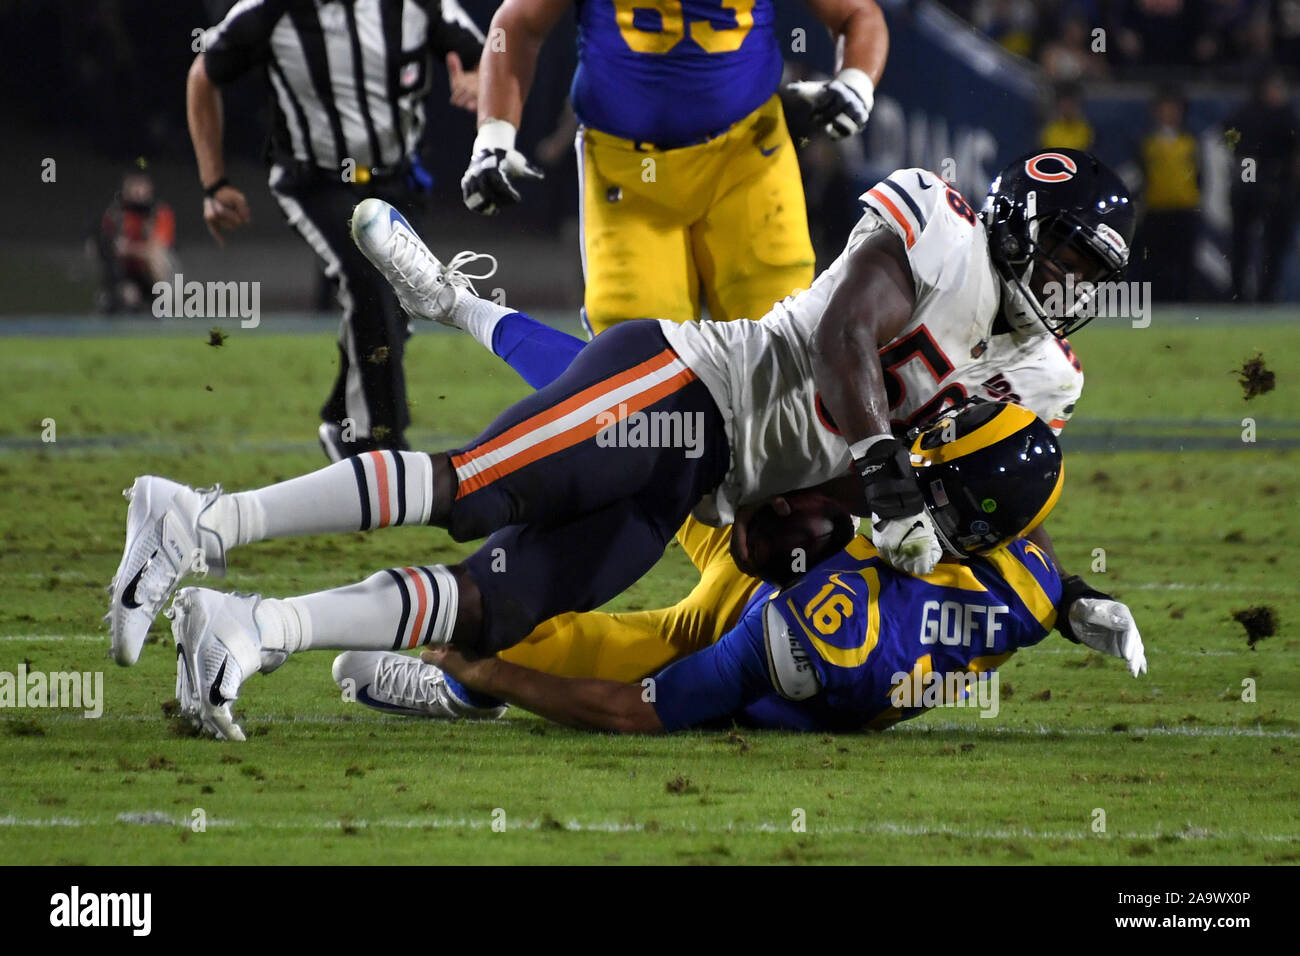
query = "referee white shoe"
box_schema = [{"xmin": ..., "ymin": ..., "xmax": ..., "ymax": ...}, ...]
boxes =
[{"xmin": 349, "ymin": 198, "xmax": 497, "ymax": 327}]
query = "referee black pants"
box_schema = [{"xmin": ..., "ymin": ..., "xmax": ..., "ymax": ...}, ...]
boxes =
[{"xmin": 269, "ymin": 162, "xmax": 427, "ymax": 445}]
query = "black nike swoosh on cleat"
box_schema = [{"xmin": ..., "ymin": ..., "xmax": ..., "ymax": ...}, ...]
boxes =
[
  {"xmin": 177, "ymin": 644, "xmax": 196, "ymax": 696},
  {"xmin": 209, "ymin": 657, "xmax": 229, "ymax": 706},
  {"xmin": 916, "ymin": 172, "xmax": 932, "ymax": 189},
  {"xmin": 119, "ymin": 552, "xmax": 157, "ymax": 609}
]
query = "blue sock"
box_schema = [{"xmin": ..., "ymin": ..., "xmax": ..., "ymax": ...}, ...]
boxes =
[
  {"xmin": 444, "ymin": 672, "xmax": 505, "ymax": 711},
  {"xmin": 490, "ymin": 312, "xmax": 586, "ymax": 390}
]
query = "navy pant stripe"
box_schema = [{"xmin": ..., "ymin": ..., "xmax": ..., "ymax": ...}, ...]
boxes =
[
  {"xmin": 384, "ymin": 568, "xmax": 411, "ymax": 650},
  {"xmin": 350, "ymin": 455, "xmax": 372, "ymax": 530}
]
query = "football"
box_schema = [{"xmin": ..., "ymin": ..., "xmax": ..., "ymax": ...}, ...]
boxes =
[{"xmin": 734, "ymin": 490, "xmax": 857, "ymax": 586}]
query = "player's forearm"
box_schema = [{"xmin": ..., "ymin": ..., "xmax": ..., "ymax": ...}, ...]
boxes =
[
  {"xmin": 812, "ymin": 319, "xmax": 894, "ymax": 444},
  {"xmin": 810, "ymin": 234, "xmax": 915, "ymax": 446},
  {"xmin": 476, "ymin": 4, "xmax": 549, "ymax": 128},
  {"xmin": 472, "ymin": 658, "xmax": 665, "ymax": 734},
  {"xmin": 187, "ymin": 55, "xmax": 226, "ymax": 187},
  {"xmin": 834, "ymin": 2, "xmax": 888, "ymax": 84}
]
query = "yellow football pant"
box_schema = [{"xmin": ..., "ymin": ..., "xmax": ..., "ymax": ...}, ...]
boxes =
[
  {"xmin": 579, "ymin": 94, "xmax": 815, "ymax": 333},
  {"xmin": 497, "ymin": 519, "xmax": 762, "ymax": 682}
]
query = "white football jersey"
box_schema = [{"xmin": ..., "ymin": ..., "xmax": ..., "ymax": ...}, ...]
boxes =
[{"xmin": 659, "ymin": 168, "xmax": 1084, "ymax": 526}]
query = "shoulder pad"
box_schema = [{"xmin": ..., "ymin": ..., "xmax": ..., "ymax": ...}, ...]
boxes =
[
  {"xmin": 773, "ymin": 567, "xmax": 880, "ymax": 670},
  {"xmin": 1002, "ymin": 335, "xmax": 1085, "ymax": 433},
  {"xmin": 861, "ymin": 168, "xmax": 983, "ymax": 290}
]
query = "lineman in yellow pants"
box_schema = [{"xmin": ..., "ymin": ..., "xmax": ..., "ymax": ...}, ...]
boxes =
[
  {"xmin": 461, "ymin": 0, "xmax": 889, "ymax": 333},
  {"xmin": 576, "ymin": 94, "xmax": 817, "ymax": 332}
]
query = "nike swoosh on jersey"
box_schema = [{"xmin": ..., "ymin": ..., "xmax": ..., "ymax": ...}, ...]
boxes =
[
  {"xmin": 760, "ymin": 144, "xmax": 780, "ymax": 157},
  {"xmin": 916, "ymin": 172, "xmax": 932, "ymax": 189},
  {"xmin": 119, "ymin": 554, "xmax": 155, "ymax": 610},
  {"xmin": 209, "ymin": 657, "xmax": 229, "ymax": 706}
]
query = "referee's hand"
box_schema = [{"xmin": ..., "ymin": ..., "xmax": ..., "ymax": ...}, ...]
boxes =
[
  {"xmin": 203, "ymin": 185, "xmax": 251, "ymax": 246},
  {"xmin": 445, "ymin": 53, "xmax": 478, "ymax": 113}
]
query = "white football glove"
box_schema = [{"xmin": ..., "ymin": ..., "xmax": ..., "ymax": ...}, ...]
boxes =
[
  {"xmin": 786, "ymin": 68, "xmax": 875, "ymax": 140},
  {"xmin": 1068, "ymin": 597, "xmax": 1148, "ymax": 678},
  {"xmin": 461, "ymin": 120, "xmax": 544, "ymax": 215},
  {"xmin": 871, "ymin": 510, "xmax": 943, "ymax": 577}
]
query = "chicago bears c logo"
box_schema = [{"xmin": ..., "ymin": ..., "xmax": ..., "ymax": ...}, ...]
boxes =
[{"xmin": 1024, "ymin": 152, "xmax": 1078, "ymax": 183}]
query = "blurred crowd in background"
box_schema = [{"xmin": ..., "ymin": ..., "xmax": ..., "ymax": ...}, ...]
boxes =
[
  {"xmin": 941, "ymin": 0, "xmax": 1300, "ymax": 80},
  {"xmin": 2, "ymin": 0, "xmax": 1296, "ymax": 308}
]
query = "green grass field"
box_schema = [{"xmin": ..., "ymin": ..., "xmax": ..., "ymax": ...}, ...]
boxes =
[{"xmin": 1, "ymin": 314, "xmax": 1297, "ymax": 865}]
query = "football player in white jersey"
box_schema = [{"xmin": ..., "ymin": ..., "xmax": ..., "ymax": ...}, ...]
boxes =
[{"xmin": 107, "ymin": 150, "xmax": 1143, "ymax": 740}]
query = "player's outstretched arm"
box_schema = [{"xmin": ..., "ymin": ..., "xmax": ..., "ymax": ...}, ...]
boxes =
[
  {"xmin": 789, "ymin": 0, "xmax": 888, "ymax": 139},
  {"xmin": 425, "ymin": 599, "xmax": 783, "ymax": 732},
  {"xmin": 1056, "ymin": 575, "xmax": 1148, "ymax": 678},
  {"xmin": 477, "ymin": 0, "xmax": 570, "ymax": 130},
  {"xmin": 462, "ymin": 0, "xmax": 570, "ymax": 214},
  {"xmin": 1029, "ymin": 523, "xmax": 1146, "ymax": 675},
  {"xmin": 426, "ymin": 646, "xmax": 665, "ymax": 733}
]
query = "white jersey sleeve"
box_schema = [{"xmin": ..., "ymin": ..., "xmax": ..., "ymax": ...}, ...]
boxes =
[{"xmin": 861, "ymin": 168, "xmax": 984, "ymax": 293}]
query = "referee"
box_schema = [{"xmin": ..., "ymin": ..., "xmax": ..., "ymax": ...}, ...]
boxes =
[{"xmin": 187, "ymin": 0, "xmax": 485, "ymax": 459}]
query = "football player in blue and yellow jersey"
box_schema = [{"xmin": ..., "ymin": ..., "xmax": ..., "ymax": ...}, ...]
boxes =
[
  {"xmin": 423, "ymin": 401, "xmax": 1148, "ymax": 734},
  {"xmin": 461, "ymin": 0, "xmax": 889, "ymax": 334}
]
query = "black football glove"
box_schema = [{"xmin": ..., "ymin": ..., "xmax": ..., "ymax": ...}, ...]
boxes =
[
  {"xmin": 854, "ymin": 436, "xmax": 941, "ymax": 576},
  {"xmin": 461, "ymin": 120, "xmax": 543, "ymax": 216},
  {"xmin": 786, "ymin": 68, "xmax": 875, "ymax": 141}
]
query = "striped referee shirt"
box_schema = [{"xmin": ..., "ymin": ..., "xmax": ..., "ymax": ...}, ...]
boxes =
[{"xmin": 202, "ymin": 0, "xmax": 484, "ymax": 172}]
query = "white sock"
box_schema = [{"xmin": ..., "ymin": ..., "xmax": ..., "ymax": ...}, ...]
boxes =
[
  {"xmin": 257, "ymin": 565, "xmax": 459, "ymax": 653},
  {"xmin": 204, "ymin": 450, "xmax": 435, "ymax": 548},
  {"xmin": 450, "ymin": 287, "xmax": 513, "ymax": 351}
]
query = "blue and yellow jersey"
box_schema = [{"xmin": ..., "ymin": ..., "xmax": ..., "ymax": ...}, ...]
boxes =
[
  {"xmin": 571, "ymin": 0, "xmax": 782, "ymax": 145},
  {"xmin": 651, "ymin": 536, "xmax": 1062, "ymax": 733}
]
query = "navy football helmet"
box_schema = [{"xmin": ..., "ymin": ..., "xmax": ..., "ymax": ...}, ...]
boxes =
[
  {"xmin": 907, "ymin": 399, "xmax": 1064, "ymax": 557},
  {"xmin": 982, "ymin": 148, "xmax": 1134, "ymax": 338}
]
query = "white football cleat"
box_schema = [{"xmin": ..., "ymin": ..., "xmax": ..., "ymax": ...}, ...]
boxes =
[
  {"xmin": 349, "ymin": 197, "xmax": 497, "ymax": 327},
  {"xmin": 170, "ymin": 588, "xmax": 270, "ymax": 741},
  {"xmin": 108, "ymin": 476, "xmax": 227, "ymax": 667},
  {"xmin": 333, "ymin": 651, "xmax": 507, "ymax": 720}
]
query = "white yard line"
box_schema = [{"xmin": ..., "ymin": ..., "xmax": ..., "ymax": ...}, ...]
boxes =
[
  {"xmin": 0, "ymin": 634, "xmax": 105, "ymax": 642},
  {"xmin": 0, "ymin": 813, "xmax": 1294, "ymax": 843},
  {"xmin": 1129, "ymin": 582, "xmax": 1300, "ymax": 593},
  {"xmin": 895, "ymin": 721, "xmax": 1298, "ymax": 738}
]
